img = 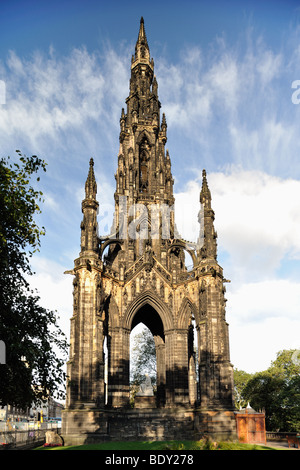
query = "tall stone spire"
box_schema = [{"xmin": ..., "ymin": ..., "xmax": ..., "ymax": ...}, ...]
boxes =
[
  {"xmin": 134, "ymin": 17, "xmax": 150, "ymax": 63},
  {"xmin": 85, "ymin": 158, "xmax": 97, "ymax": 200},
  {"xmin": 200, "ymin": 169, "xmax": 211, "ymax": 208},
  {"xmin": 198, "ymin": 169, "xmax": 217, "ymax": 261},
  {"xmin": 113, "ymin": 17, "xmax": 174, "ymax": 262},
  {"xmin": 80, "ymin": 158, "xmax": 99, "ymax": 254}
]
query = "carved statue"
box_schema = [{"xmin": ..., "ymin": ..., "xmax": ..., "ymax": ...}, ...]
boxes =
[{"xmin": 136, "ymin": 373, "xmax": 154, "ymax": 396}]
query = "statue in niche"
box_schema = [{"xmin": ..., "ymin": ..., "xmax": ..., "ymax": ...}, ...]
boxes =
[
  {"xmin": 73, "ymin": 275, "xmax": 79, "ymax": 312},
  {"xmin": 136, "ymin": 374, "xmax": 154, "ymax": 396},
  {"xmin": 144, "ymin": 242, "xmax": 154, "ymax": 271},
  {"xmin": 97, "ymin": 279, "xmax": 107, "ymax": 316},
  {"xmin": 139, "ymin": 138, "xmax": 149, "ymax": 193}
]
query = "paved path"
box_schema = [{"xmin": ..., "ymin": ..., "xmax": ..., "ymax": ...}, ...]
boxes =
[{"xmin": 266, "ymin": 440, "xmax": 300, "ymax": 450}]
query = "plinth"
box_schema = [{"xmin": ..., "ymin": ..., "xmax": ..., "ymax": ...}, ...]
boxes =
[{"xmin": 134, "ymin": 396, "xmax": 156, "ymax": 409}]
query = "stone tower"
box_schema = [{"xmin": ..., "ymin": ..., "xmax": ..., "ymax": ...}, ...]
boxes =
[{"xmin": 62, "ymin": 18, "xmax": 236, "ymax": 444}]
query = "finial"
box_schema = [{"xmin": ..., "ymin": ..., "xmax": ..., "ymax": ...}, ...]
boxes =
[
  {"xmin": 200, "ymin": 168, "xmax": 211, "ymax": 205},
  {"xmin": 135, "ymin": 15, "xmax": 149, "ymax": 60},
  {"xmin": 162, "ymin": 113, "xmax": 167, "ymax": 127},
  {"xmin": 85, "ymin": 157, "xmax": 97, "ymax": 199}
]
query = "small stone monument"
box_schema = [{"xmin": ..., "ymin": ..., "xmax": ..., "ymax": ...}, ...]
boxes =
[
  {"xmin": 44, "ymin": 430, "xmax": 63, "ymax": 447},
  {"xmin": 135, "ymin": 374, "xmax": 156, "ymax": 408}
]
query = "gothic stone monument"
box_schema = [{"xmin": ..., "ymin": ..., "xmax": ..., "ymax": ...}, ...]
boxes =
[{"xmin": 61, "ymin": 18, "xmax": 236, "ymax": 445}]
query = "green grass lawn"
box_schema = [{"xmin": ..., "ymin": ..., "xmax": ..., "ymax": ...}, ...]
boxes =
[{"xmin": 34, "ymin": 439, "xmax": 275, "ymax": 450}]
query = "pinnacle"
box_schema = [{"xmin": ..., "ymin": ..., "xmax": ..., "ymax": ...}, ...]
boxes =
[
  {"xmin": 200, "ymin": 168, "xmax": 211, "ymax": 205},
  {"xmin": 85, "ymin": 157, "xmax": 97, "ymax": 200},
  {"xmin": 137, "ymin": 16, "xmax": 147, "ymax": 43},
  {"xmin": 134, "ymin": 16, "xmax": 150, "ymax": 62}
]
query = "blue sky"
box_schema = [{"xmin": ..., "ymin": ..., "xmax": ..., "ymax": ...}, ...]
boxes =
[{"xmin": 1, "ymin": 0, "xmax": 300, "ymax": 374}]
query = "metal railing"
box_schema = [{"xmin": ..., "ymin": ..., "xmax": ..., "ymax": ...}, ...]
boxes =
[
  {"xmin": 0, "ymin": 423, "xmax": 61, "ymax": 449},
  {"xmin": 266, "ymin": 431, "xmax": 298, "ymax": 441}
]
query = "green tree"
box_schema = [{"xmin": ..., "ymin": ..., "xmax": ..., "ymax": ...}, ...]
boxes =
[
  {"xmin": 130, "ymin": 326, "xmax": 156, "ymax": 389},
  {"xmin": 283, "ymin": 375, "xmax": 300, "ymax": 431},
  {"xmin": 269, "ymin": 349, "xmax": 300, "ymax": 378},
  {"xmin": 233, "ymin": 368, "xmax": 253, "ymax": 409},
  {"xmin": 241, "ymin": 350, "xmax": 300, "ymax": 431},
  {"xmin": 0, "ymin": 151, "xmax": 68, "ymax": 409}
]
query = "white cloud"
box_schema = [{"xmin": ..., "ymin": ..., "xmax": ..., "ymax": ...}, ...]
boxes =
[
  {"xmin": 0, "ymin": 45, "xmax": 128, "ymax": 155},
  {"xmin": 228, "ymin": 278, "xmax": 300, "ymax": 373},
  {"xmin": 256, "ymin": 49, "xmax": 282, "ymax": 86},
  {"xmin": 229, "ymin": 119, "xmax": 297, "ymax": 174},
  {"xmin": 175, "ymin": 167, "xmax": 300, "ymax": 279},
  {"xmin": 229, "ymin": 316, "xmax": 300, "ymax": 373},
  {"xmin": 227, "ymin": 279, "xmax": 300, "ymax": 322},
  {"xmin": 156, "ymin": 33, "xmax": 300, "ymax": 180},
  {"xmin": 175, "ymin": 167, "xmax": 300, "ymax": 372},
  {"xmin": 210, "ymin": 170, "xmax": 300, "ymax": 279},
  {"xmin": 28, "ymin": 257, "xmax": 73, "ymax": 340}
]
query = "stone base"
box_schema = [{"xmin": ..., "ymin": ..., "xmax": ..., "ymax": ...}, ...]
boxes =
[
  {"xmin": 134, "ymin": 396, "xmax": 156, "ymax": 409},
  {"xmin": 61, "ymin": 407, "xmax": 237, "ymax": 446}
]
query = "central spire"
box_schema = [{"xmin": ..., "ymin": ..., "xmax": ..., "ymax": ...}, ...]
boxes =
[
  {"xmin": 136, "ymin": 17, "xmax": 149, "ymax": 51},
  {"xmin": 116, "ymin": 18, "xmax": 173, "ymax": 202},
  {"xmin": 132, "ymin": 16, "xmax": 152, "ymax": 68},
  {"xmin": 112, "ymin": 18, "xmax": 175, "ymax": 261}
]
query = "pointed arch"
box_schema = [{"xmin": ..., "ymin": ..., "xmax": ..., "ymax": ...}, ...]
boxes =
[
  {"xmin": 167, "ymin": 241, "xmax": 197, "ymax": 268},
  {"xmin": 136, "ymin": 129, "xmax": 155, "ymax": 147},
  {"xmin": 99, "ymin": 239, "xmax": 123, "ymax": 259},
  {"xmin": 123, "ymin": 289, "xmax": 174, "ymax": 332},
  {"xmin": 177, "ymin": 297, "xmax": 198, "ymax": 329},
  {"xmin": 105, "ymin": 295, "xmax": 120, "ymax": 328}
]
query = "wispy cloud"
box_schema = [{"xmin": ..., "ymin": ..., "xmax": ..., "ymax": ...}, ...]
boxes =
[
  {"xmin": 157, "ymin": 29, "xmax": 300, "ymax": 178},
  {"xmin": 0, "ymin": 44, "xmax": 129, "ymax": 158},
  {"xmin": 175, "ymin": 168, "xmax": 300, "ymax": 281}
]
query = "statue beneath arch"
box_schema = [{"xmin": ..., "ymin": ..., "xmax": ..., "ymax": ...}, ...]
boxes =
[
  {"xmin": 62, "ymin": 18, "xmax": 236, "ymax": 445},
  {"xmin": 136, "ymin": 374, "xmax": 154, "ymax": 397}
]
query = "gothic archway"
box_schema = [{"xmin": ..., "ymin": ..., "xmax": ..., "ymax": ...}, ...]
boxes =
[
  {"xmin": 130, "ymin": 304, "xmax": 166, "ymax": 407},
  {"xmin": 124, "ymin": 289, "xmax": 174, "ymax": 332},
  {"xmin": 124, "ymin": 292, "xmax": 169, "ymax": 407}
]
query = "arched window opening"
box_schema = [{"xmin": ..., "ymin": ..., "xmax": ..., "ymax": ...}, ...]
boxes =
[
  {"xmin": 103, "ymin": 336, "xmax": 108, "ymax": 405},
  {"xmin": 188, "ymin": 317, "xmax": 199, "ymax": 406},
  {"xmin": 129, "ymin": 303, "xmax": 165, "ymax": 407},
  {"xmin": 130, "ymin": 324, "xmax": 156, "ymax": 402},
  {"xmin": 184, "ymin": 251, "xmax": 194, "ymax": 271},
  {"xmin": 139, "ymin": 138, "xmax": 150, "ymax": 193}
]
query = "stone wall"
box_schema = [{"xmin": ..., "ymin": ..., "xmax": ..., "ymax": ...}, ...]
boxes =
[{"xmin": 62, "ymin": 408, "xmax": 237, "ymax": 446}]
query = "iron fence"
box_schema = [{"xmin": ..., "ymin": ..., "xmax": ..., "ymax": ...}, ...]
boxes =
[{"xmin": 0, "ymin": 423, "xmax": 61, "ymax": 449}]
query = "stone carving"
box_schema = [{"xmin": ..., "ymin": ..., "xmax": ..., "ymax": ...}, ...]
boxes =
[{"xmin": 136, "ymin": 374, "xmax": 154, "ymax": 396}]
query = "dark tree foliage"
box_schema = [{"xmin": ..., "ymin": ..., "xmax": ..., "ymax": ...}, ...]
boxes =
[
  {"xmin": 0, "ymin": 151, "xmax": 68, "ymax": 409},
  {"xmin": 234, "ymin": 349, "xmax": 300, "ymax": 432}
]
